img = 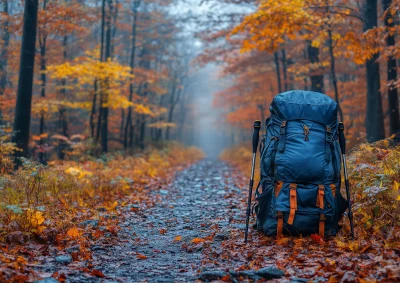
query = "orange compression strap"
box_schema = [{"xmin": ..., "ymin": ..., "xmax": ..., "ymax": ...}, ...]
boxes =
[
  {"xmin": 316, "ymin": 185, "xmax": 325, "ymax": 209},
  {"xmin": 330, "ymin": 184, "xmax": 336, "ymax": 198},
  {"xmin": 275, "ymin": 181, "xmax": 283, "ymax": 198},
  {"xmin": 287, "ymin": 183, "xmax": 297, "ymax": 225},
  {"xmin": 319, "ymin": 214, "xmax": 326, "ymax": 238},
  {"xmin": 277, "ymin": 211, "xmax": 283, "ymax": 238}
]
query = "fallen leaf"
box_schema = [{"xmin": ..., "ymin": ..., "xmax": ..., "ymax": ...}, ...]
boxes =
[
  {"xmin": 29, "ymin": 211, "xmax": 45, "ymax": 227},
  {"xmin": 311, "ymin": 234, "xmax": 324, "ymax": 244},
  {"xmin": 107, "ymin": 201, "xmax": 118, "ymax": 211},
  {"xmin": 16, "ymin": 256, "xmax": 27, "ymax": 265},
  {"xmin": 71, "ymin": 251, "xmax": 79, "ymax": 261},
  {"xmin": 67, "ymin": 227, "xmax": 82, "ymax": 239},
  {"xmin": 92, "ymin": 230, "xmax": 104, "ymax": 239},
  {"xmin": 191, "ymin": 237, "xmax": 205, "ymax": 244},
  {"xmin": 174, "ymin": 235, "xmax": 182, "ymax": 242},
  {"xmin": 91, "ymin": 270, "xmax": 105, "ymax": 278},
  {"xmin": 136, "ymin": 253, "xmax": 147, "ymax": 260},
  {"xmin": 360, "ymin": 244, "xmax": 371, "ymax": 254},
  {"xmin": 159, "ymin": 228, "xmax": 167, "ymax": 235}
]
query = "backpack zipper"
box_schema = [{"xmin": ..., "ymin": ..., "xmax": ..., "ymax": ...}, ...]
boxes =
[
  {"xmin": 261, "ymin": 136, "xmax": 277, "ymax": 161},
  {"xmin": 332, "ymin": 141, "xmax": 339, "ymax": 179},
  {"xmin": 270, "ymin": 137, "xmax": 279, "ymax": 177}
]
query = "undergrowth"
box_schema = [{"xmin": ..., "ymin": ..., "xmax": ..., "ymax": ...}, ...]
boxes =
[{"xmin": 0, "ymin": 142, "xmax": 204, "ymax": 243}]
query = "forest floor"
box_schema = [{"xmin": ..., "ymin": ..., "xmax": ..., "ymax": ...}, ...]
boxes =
[{"xmin": 1, "ymin": 149, "xmax": 399, "ymax": 282}]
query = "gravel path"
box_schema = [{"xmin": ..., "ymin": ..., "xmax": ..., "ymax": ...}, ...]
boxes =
[{"xmin": 35, "ymin": 160, "xmax": 244, "ymax": 283}]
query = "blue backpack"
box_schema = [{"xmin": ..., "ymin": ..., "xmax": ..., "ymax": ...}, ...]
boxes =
[{"xmin": 256, "ymin": 90, "xmax": 347, "ymax": 238}]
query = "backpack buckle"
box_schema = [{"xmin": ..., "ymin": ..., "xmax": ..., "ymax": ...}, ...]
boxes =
[
  {"xmin": 325, "ymin": 126, "xmax": 333, "ymax": 143},
  {"xmin": 280, "ymin": 121, "xmax": 286, "ymax": 134},
  {"xmin": 325, "ymin": 126, "xmax": 333, "ymax": 161}
]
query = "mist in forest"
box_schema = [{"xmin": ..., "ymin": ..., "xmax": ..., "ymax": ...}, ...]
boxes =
[
  {"xmin": 171, "ymin": 0, "xmax": 234, "ymax": 158},
  {"xmin": 188, "ymin": 64, "xmax": 230, "ymax": 158}
]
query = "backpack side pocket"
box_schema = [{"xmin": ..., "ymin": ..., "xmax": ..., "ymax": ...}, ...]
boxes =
[{"xmin": 256, "ymin": 181, "xmax": 274, "ymax": 231}]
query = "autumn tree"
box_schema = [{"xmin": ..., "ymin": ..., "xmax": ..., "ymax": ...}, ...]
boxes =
[
  {"xmin": 363, "ymin": 0, "xmax": 385, "ymax": 142},
  {"xmin": 383, "ymin": 0, "xmax": 400, "ymax": 135},
  {"xmin": 124, "ymin": 0, "xmax": 141, "ymax": 150},
  {"xmin": 0, "ymin": 0, "xmax": 10, "ymax": 126},
  {"xmin": 12, "ymin": 0, "xmax": 39, "ymax": 160}
]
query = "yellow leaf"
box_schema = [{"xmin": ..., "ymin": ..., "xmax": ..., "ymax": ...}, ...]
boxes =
[
  {"xmin": 174, "ymin": 236, "xmax": 182, "ymax": 242},
  {"xmin": 191, "ymin": 238, "xmax": 205, "ymax": 244},
  {"xmin": 393, "ymin": 181, "xmax": 399, "ymax": 191},
  {"xmin": 107, "ymin": 201, "xmax": 118, "ymax": 211},
  {"xmin": 37, "ymin": 225, "xmax": 47, "ymax": 233},
  {"xmin": 16, "ymin": 256, "xmax": 27, "ymax": 265},
  {"xmin": 326, "ymin": 258, "xmax": 336, "ymax": 265},
  {"xmin": 67, "ymin": 227, "xmax": 82, "ymax": 239},
  {"xmin": 29, "ymin": 211, "xmax": 45, "ymax": 227}
]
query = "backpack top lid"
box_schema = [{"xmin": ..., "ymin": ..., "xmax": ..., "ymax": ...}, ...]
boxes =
[{"xmin": 270, "ymin": 90, "xmax": 338, "ymax": 125}]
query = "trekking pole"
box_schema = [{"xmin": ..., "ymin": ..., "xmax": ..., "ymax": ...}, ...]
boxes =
[
  {"xmin": 338, "ymin": 122, "xmax": 355, "ymax": 239},
  {"xmin": 245, "ymin": 120, "xmax": 261, "ymax": 243}
]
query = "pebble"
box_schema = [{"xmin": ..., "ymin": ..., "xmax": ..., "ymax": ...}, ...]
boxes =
[
  {"xmin": 34, "ymin": 278, "xmax": 60, "ymax": 283},
  {"xmin": 341, "ymin": 271, "xmax": 357, "ymax": 283},
  {"xmin": 214, "ymin": 233, "xmax": 229, "ymax": 241},
  {"xmin": 198, "ymin": 270, "xmax": 227, "ymax": 281},
  {"xmin": 65, "ymin": 245, "xmax": 80, "ymax": 253},
  {"xmin": 79, "ymin": 219, "xmax": 99, "ymax": 228},
  {"xmin": 55, "ymin": 254, "xmax": 72, "ymax": 264},
  {"xmin": 256, "ymin": 266, "xmax": 285, "ymax": 279}
]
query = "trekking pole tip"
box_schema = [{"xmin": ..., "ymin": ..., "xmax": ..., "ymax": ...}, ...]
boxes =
[{"xmin": 254, "ymin": 120, "xmax": 261, "ymax": 128}]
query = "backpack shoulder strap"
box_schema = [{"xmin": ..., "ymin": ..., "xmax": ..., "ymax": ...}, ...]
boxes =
[
  {"xmin": 325, "ymin": 125, "xmax": 333, "ymax": 161},
  {"xmin": 278, "ymin": 121, "xmax": 287, "ymax": 152}
]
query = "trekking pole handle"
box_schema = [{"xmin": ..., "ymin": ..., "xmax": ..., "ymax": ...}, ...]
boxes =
[
  {"xmin": 338, "ymin": 122, "xmax": 346, "ymax": 154},
  {"xmin": 252, "ymin": 121, "xmax": 261, "ymax": 154}
]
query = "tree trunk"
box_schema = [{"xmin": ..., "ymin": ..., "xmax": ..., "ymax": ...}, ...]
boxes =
[
  {"xmin": 139, "ymin": 83, "xmax": 149, "ymax": 149},
  {"xmin": 303, "ymin": 48, "xmax": 308, "ymax": 90},
  {"xmin": 281, "ymin": 49, "xmax": 288, "ymax": 91},
  {"xmin": 110, "ymin": 0, "xmax": 119, "ymax": 57},
  {"xmin": 94, "ymin": 0, "xmax": 106, "ymax": 141},
  {"xmin": 273, "ymin": 52, "xmax": 282, "ymax": 93},
  {"xmin": 12, "ymin": 0, "xmax": 39, "ymax": 162},
  {"xmin": 0, "ymin": 0, "xmax": 10, "ymax": 126},
  {"xmin": 327, "ymin": 27, "xmax": 343, "ymax": 122},
  {"xmin": 156, "ymin": 92, "xmax": 165, "ymax": 142},
  {"xmin": 100, "ymin": 0, "xmax": 106, "ymax": 61},
  {"xmin": 166, "ymin": 76, "xmax": 178, "ymax": 140},
  {"xmin": 39, "ymin": 36, "xmax": 46, "ymax": 163},
  {"xmin": 90, "ymin": 80, "xmax": 97, "ymax": 138},
  {"xmin": 124, "ymin": 0, "xmax": 139, "ymax": 150},
  {"xmin": 177, "ymin": 91, "xmax": 188, "ymax": 142},
  {"xmin": 120, "ymin": 109, "xmax": 124, "ymax": 139},
  {"xmin": 307, "ymin": 41, "xmax": 324, "ymax": 93},
  {"xmin": 57, "ymin": 35, "xmax": 68, "ymax": 160},
  {"xmin": 100, "ymin": 0, "xmax": 113, "ymax": 153},
  {"xmin": 364, "ymin": 0, "xmax": 385, "ymax": 142},
  {"xmin": 383, "ymin": 0, "xmax": 400, "ymax": 134}
]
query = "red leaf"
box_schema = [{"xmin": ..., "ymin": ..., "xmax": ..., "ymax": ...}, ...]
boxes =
[
  {"xmin": 91, "ymin": 270, "xmax": 105, "ymax": 278},
  {"xmin": 310, "ymin": 234, "xmax": 324, "ymax": 244}
]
